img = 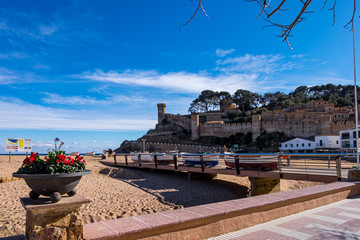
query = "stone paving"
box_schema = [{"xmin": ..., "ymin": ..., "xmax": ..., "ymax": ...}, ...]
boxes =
[{"xmin": 208, "ymin": 195, "xmax": 360, "ymax": 240}]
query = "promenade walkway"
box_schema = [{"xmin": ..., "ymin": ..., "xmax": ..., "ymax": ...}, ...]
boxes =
[{"xmin": 208, "ymin": 195, "xmax": 360, "ymax": 240}]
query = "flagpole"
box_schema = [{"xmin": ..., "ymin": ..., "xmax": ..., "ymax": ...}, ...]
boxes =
[{"xmin": 352, "ymin": 29, "xmax": 359, "ymax": 169}]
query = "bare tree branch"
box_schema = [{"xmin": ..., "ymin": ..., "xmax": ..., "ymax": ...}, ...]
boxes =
[
  {"xmin": 344, "ymin": 0, "xmax": 356, "ymax": 29},
  {"xmin": 180, "ymin": 0, "xmax": 208, "ymax": 30},
  {"xmin": 183, "ymin": 0, "xmax": 357, "ymax": 49},
  {"xmin": 268, "ymin": 0, "xmax": 287, "ymax": 18}
]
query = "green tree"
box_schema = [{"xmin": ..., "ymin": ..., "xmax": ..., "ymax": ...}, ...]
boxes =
[
  {"xmin": 290, "ymin": 86, "xmax": 309, "ymax": 104},
  {"xmin": 233, "ymin": 89, "xmax": 261, "ymax": 112},
  {"xmin": 188, "ymin": 90, "xmax": 218, "ymax": 113},
  {"xmin": 261, "ymin": 91, "xmax": 293, "ymax": 110}
]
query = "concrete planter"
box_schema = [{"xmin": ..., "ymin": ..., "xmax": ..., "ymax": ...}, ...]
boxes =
[{"xmin": 13, "ymin": 170, "xmax": 91, "ymax": 203}]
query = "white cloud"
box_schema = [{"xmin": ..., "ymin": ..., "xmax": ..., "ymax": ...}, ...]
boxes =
[
  {"xmin": 0, "ymin": 68, "xmax": 21, "ymax": 84},
  {"xmin": 33, "ymin": 63, "xmax": 50, "ymax": 70},
  {"xmin": 216, "ymin": 48, "xmax": 235, "ymax": 57},
  {"xmin": 39, "ymin": 25, "xmax": 58, "ymax": 36},
  {"xmin": 75, "ymin": 69, "xmax": 259, "ymax": 93},
  {"xmin": 0, "ymin": 99, "xmax": 156, "ymax": 131},
  {"xmin": 74, "ymin": 53, "xmax": 307, "ymax": 94},
  {"xmin": 0, "ymin": 52, "xmax": 27, "ymax": 59},
  {"xmin": 41, "ymin": 93, "xmax": 145, "ymax": 105},
  {"xmin": 32, "ymin": 141, "xmax": 53, "ymax": 148},
  {"xmin": 216, "ymin": 53, "xmax": 296, "ymax": 74}
]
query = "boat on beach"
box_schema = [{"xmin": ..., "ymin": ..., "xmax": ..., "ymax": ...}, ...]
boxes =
[
  {"xmin": 85, "ymin": 151, "xmax": 96, "ymax": 156},
  {"xmin": 224, "ymin": 154, "xmax": 279, "ymax": 170},
  {"xmin": 68, "ymin": 152, "xmax": 80, "ymax": 156},
  {"xmin": 182, "ymin": 154, "xmax": 219, "ymax": 167},
  {"xmin": 153, "ymin": 151, "xmax": 180, "ymax": 164},
  {"xmin": 130, "ymin": 153, "xmax": 153, "ymax": 163}
]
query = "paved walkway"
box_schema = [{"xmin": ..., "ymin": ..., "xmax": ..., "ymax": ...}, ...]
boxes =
[{"xmin": 208, "ymin": 195, "xmax": 360, "ymax": 240}]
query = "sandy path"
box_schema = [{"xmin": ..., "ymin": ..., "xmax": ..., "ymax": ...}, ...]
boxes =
[{"xmin": 0, "ymin": 155, "xmax": 322, "ymax": 238}]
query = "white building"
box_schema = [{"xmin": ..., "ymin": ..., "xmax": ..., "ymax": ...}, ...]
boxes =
[
  {"xmin": 339, "ymin": 127, "xmax": 360, "ymax": 152},
  {"xmin": 279, "ymin": 138, "xmax": 316, "ymax": 152},
  {"xmin": 314, "ymin": 135, "xmax": 340, "ymax": 150}
]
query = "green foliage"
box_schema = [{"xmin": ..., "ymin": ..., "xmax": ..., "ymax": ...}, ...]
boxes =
[
  {"xmin": 254, "ymin": 131, "xmax": 290, "ymax": 150},
  {"xmin": 233, "ymin": 89, "xmax": 261, "ymax": 112},
  {"xmin": 189, "ymin": 90, "xmax": 232, "ymax": 113},
  {"xmin": 189, "ymin": 84, "xmax": 360, "ymax": 113}
]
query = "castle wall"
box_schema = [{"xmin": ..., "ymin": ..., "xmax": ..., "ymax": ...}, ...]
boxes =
[
  {"xmin": 199, "ymin": 122, "xmax": 252, "ymax": 138},
  {"xmin": 165, "ymin": 113, "xmax": 191, "ymax": 130},
  {"xmin": 331, "ymin": 121, "xmax": 355, "ymax": 135},
  {"xmin": 261, "ymin": 120, "xmax": 321, "ymax": 138},
  {"xmin": 156, "ymin": 102, "xmax": 357, "ymax": 143}
]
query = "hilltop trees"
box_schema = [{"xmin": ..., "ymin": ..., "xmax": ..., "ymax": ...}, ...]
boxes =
[
  {"xmin": 233, "ymin": 89, "xmax": 261, "ymax": 113},
  {"xmin": 188, "ymin": 84, "xmax": 360, "ymax": 115},
  {"xmin": 189, "ymin": 90, "xmax": 233, "ymax": 112}
]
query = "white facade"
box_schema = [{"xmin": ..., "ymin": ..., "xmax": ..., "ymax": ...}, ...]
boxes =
[
  {"xmin": 314, "ymin": 135, "xmax": 340, "ymax": 149},
  {"xmin": 339, "ymin": 127, "xmax": 360, "ymax": 151},
  {"xmin": 279, "ymin": 138, "xmax": 316, "ymax": 152}
]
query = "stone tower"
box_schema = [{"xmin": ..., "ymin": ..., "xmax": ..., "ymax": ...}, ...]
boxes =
[
  {"xmin": 251, "ymin": 114, "xmax": 262, "ymax": 141},
  {"xmin": 191, "ymin": 114, "xmax": 200, "ymax": 140},
  {"xmin": 157, "ymin": 103, "xmax": 166, "ymax": 124}
]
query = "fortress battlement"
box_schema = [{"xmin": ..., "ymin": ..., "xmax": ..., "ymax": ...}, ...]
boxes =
[{"xmin": 156, "ymin": 101, "xmax": 357, "ymax": 141}]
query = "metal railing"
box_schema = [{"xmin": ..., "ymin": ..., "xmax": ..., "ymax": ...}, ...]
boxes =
[{"xmin": 113, "ymin": 152, "xmax": 354, "ymax": 181}]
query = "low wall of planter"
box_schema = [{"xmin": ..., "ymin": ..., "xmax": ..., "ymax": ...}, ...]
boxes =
[{"xmin": 83, "ymin": 181, "xmax": 360, "ymax": 240}]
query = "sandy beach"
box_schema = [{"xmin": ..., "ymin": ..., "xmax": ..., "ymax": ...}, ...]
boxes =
[{"xmin": 0, "ymin": 155, "xmax": 323, "ymax": 238}]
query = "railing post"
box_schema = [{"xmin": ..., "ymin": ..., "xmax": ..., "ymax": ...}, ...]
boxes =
[
  {"xmin": 154, "ymin": 154, "xmax": 158, "ymax": 168},
  {"xmin": 328, "ymin": 156, "xmax": 331, "ymax": 168},
  {"xmin": 125, "ymin": 155, "xmax": 128, "ymax": 165},
  {"xmin": 138, "ymin": 154, "xmax": 142, "ymax": 167},
  {"xmin": 200, "ymin": 155, "xmax": 204, "ymax": 172},
  {"xmin": 173, "ymin": 155, "xmax": 178, "ymax": 170},
  {"xmin": 235, "ymin": 155, "xmax": 240, "ymax": 175},
  {"xmin": 114, "ymin": 154, "xmax": 117, "ymax": 166},
  {"xmin": 336, "ymin": 156, "xmax": 342, "ymax": 181},
  {"xmin": 287, "ymin": 156, "xmax": 290, "ymax": 166},
  {"xmin": 278, "ymin": 155, "xmax": 282, "ymax": 178}
]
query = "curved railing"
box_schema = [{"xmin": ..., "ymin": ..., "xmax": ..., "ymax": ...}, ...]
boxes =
[{"xmin": 113, "ymin": 152, "xmax": 352, "ymax": 181}]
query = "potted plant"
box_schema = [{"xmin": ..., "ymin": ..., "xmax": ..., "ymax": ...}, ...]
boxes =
[{"xmin": 13, "ymin": 138, "xmax": 91, "ymax": 203}]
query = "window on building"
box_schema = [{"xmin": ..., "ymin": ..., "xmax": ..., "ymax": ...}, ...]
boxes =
[
  {"xmin": 285, "ymin": 144, "xmax": 288, "ymax": 147},
  {"xmin": 291, "ymin": 144, "xmax": 293, "ymax": 147},
  {"xmin": 296, "ymin": 144, "xmax": 299, "ymax": 147},
  {"xmin": 354, "ymin": 131, "xmax": 357, "ymax": 138},
  {"xmin": 308, "ymin": 143, "xmax": 311, "ymax": 147},
  {"xmin": 342, "ymin": 133, "xmax": 350, "ymax": 139},
  {"xmin": 342, "ymin": 141, "xmax": 350, "ymax": 148},
  {"xmin": 319, "ymin": 140, "xmax": 323, "ymax": 146},
  {"xmin": 336, "ymin": 140, "xmax": 339, "ymax": 144},
  {"xmin": 354, "ymin": 140, "xmax": 357, "ymax": 148},
  {"xmin": 302, "ymin": 143, "xmax": 304, "ymax": 147}
]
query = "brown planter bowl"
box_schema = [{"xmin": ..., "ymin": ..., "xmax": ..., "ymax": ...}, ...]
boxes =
[{"xmin": 13, "ymin": 170, "xmax": 91, "ymax": 196}]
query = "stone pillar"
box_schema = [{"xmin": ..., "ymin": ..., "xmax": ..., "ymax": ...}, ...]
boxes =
[
  {"xmin": 249, "ymin": 177, "xmax": 280, "ymax": 196},
  {"xmin": 21, "ymin": 195, "xmax": 91, "ymax": 240},
  {"xmin": 157, "ymin": 103, "xmax": 166, "ymax": 124},
  {"xmin": 348, "ymin": 169, "xmax": 360, "ymax": 181},
  {"xmin": 191, "ymin": 114, "xmax": 200, "ymax": 140},
  {"xmin": 251, "ymin": 114, "xmax": 262, "ymax": 141}
]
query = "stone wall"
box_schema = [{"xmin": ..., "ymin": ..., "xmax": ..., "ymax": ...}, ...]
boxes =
[
  {"xmin": 199, "ymin": 122, "xmax": 252, "ymax": 138},
  {"xmin": 156, "ymin": 102, "xmax": 357, "ymax": 142},
  {"xmin": 165, "ymin": 114, "xmax": 191, "ymax": 130}
]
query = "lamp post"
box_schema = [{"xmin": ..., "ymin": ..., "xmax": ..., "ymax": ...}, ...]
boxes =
[{"xmin": 353, "ymin": 29, "xmax": 359, "ymax": 169}]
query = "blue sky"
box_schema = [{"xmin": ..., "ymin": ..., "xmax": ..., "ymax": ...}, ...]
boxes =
[{"xmin": 0, "ymin": 1, "xmax": 359, "ymax": 153}]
